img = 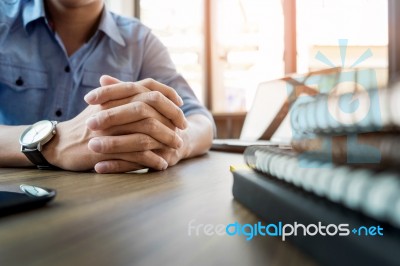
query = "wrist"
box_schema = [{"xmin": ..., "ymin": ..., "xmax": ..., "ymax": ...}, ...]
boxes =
[
  {"xmin": 179, "ymin": 128, "xmax": 192, "ymax": 159},
  {"xmin": 181, "ymin": 114, "xmax": 213, "ymax": 159},
  {"xmin": 41, "ymin": 117, "xmax": 102, "ymax": 171},
  {"xmin": 41, "ymin": 122, "xmax": 64, "ymax": 168}
]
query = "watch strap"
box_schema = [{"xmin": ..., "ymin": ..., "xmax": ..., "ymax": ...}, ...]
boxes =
[{"xmin": 21, "ymin": 148, "xmax": 59, "ymax": 170}]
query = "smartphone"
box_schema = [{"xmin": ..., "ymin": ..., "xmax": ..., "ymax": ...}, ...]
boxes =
[{"xmin": 0, "ymin": 184, "xmax": 56, "ymax": 216}]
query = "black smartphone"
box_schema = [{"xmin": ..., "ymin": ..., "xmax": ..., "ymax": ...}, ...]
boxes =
[{"xmin": 0, "ymin": 184, "xmax": 56, "ymax": 216}]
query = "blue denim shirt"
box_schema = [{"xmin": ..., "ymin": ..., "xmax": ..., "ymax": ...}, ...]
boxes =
[{"xmin": 0, "ymin": 0, "xmax": 212, "ymax": 126}]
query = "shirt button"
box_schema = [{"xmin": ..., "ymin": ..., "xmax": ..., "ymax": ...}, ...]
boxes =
[
  {"xmin": 64, "ymin": 66, "xmax": 71, "ymax": 73},
  {"xmin": 15, "ymin": 77, "xmax": 24, "ymax": 86},
  {"xmin": 55, "ymin": 109, "xmax": 63, "ymax": 117}
]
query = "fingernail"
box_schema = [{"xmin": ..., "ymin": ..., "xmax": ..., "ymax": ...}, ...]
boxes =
[
  {"xmin": 88, "ymin": 138, "xmax": 102, "ymax": 152},
  {"xmin": 86, "ymin": 116, "xmax": 99, "ymax": 129},
  {"xmin": 178, "ymin": 97, "xmax": 184, "ymax": 106},
  {"xmin": 95, "ymin": 161, "xmax": 108, "ymax": 173},
  {"xmin": 182, "ymin": 118, "xmax": 188, "ymax": 129},
  {"xmin": 84, "ymin": 90, "xmax": 97, "ymax": 103},
  {"xmin": 161, "ymin": 159, "xmax": 168, "ymax": 170}
]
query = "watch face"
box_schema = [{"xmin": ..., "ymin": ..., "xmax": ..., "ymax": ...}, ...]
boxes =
[{"xmin": 20, "ymin": 120, "xmax": 54, "ymax": 147}]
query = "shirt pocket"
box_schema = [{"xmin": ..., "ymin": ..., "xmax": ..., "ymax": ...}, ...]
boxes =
[
  {"xmin": 0, "ymin": 63, "xmax": 48, "ymax": 91},
  {"xmin": 0, "ymin": 64, "xmax": 48, "ymax": 124}
]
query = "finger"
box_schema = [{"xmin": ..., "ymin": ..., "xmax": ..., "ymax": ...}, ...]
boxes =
[
  {"xmin": 94, "ymin": 160, "xmax": 145, "ymax": 174},
  {"xmin": 154, "ymin": 148, "xmax": 180, "ymax": 167},
  {"xmin": 98, "ymin": 90, "xmax": 187, "ymax": 129},
  {"xmin": 99, "ymin": 75, "xmax": 121, "ymax": 86},
  {"xmin": 119, "ymin": 150, "xmax": 169, "ymax": 170},
  {"xmin": 128, "ymin": 91, "xmax": 187, "ymax": 129},
  {"xmin": 88, "ymin": 134, "xmax": 166, "ymax": 153},
  {"xmin": 84, "ymin": 81, "xmax": 147, "ymax": 105},
  {"xmin": 138, "ymin": 78, "xmax": 184, "ymax": 106},
  {"xmin": 85, "ymin": 77, "xmax": 183, "ymax": 107},
  {"xmin": 107, "ymin": 118, "xmax": 183, "ymax": 149},
  {"xmin": 106, "ymin": 115, "xmax": 175, "ymax": 132},
  {"xmin": 86, "ymin": 101, "xmax": 178, "ymax": 130},
  {"xmin": 96, "ymin": 150, "xmax": 169, "ymax": 172}
]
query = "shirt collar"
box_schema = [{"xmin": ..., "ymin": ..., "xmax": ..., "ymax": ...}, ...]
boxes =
[
  {"xmin": 22, "ymin": 0, "xmax": 126, "ymax": 47},
  {"xmin": 22, "ymin": 0, "xmax": 46, "ymax": 32},
  {"xmin": 98, "ymin": 6, "xmax": 126, "ymax": 47}
]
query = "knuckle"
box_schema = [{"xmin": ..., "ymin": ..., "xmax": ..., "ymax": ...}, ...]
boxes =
[
  {"xmin": 145, "ymin": 78, "xmax": 155, "ymax": 86},
  {"xmin": 170, "ymin": 132, "xmax": 178, "ymax": 145},
  {"xmin": 101, "ymin": 109, "xmax": 115, "ymax": 124},
  {"xmin": 167, "ymin": 150, "xmax": 179, "ymax": 166},
  {"xmin": 141, "ymin": 150, "xmax": 165, "ymax": 170},
  {"xmin": 99, "ymin": 138, "xmax": 109, "ymax": 152},
  {"xmin": 132, "ymin": 102, "xmax": 148, "ymax": 117},
  {"xmin": 105, "ymin": 162, "xmax": 117, "ymax": 173},
  {"xmin": 144, "ymin": 118, "xmax": 158, "ymax": 132},
  {"xmin": 102, "ymin": 137, "xmax": 117, "ymax": 152},
  {"xmin": 148, "ymin": 91, "xmax": 163, "ymax": 103},
  {"xmin": 110, "ymin": 161, "xmax": 125, "ymax": 173},
  {"xmin": 100, "ymin": 86, "xmax": 112, "ymax": 98},
  {"xmin": 162, "ymin": 153, "xmax": 171, "ymax": 165},
  {"xmin": 124, "ymin": 82, "xmax": 132, "ymax": 90},
  {"xmin": 126, "ymin": 82, "xmax": 136, "ymax": 91},
  {"xmin": 141, "ymin": 150, "xmax": 153, "ymax": 160},
  {"xmin": 138, "ymin": 135, "xmax": 152, "ymax": 150},
  {"xmin": 108, "ymin": 137, "xmax": 118, "ymax": 149}
]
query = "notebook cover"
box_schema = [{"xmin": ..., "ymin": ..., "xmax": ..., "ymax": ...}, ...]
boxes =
[{"xmin": 232, "ymin": 168, "xmax": 400, "ymax": 266}]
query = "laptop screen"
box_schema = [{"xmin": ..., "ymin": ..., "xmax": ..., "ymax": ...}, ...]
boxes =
[
  {"xmin": 240, "ymin": 79, "xmax": 293, "ymax": 142},
  {"xmin": 239, "ymin": 68, "xmax": 342, "ymax": 142}
]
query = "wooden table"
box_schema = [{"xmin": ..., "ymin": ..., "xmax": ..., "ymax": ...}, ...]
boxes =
[{"xmin": 0, "ymin": 151, "xmax": 316, "ymax": 266}]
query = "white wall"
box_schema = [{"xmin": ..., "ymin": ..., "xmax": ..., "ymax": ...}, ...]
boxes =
[{"xmin": 105, "ymin": 0, "xmax": 135, "ymax": 17}]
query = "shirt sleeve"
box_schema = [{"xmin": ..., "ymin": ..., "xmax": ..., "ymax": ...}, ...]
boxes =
[{"xmin": 138, "ymin": 30, "xmax": 215, "ymax": 127}]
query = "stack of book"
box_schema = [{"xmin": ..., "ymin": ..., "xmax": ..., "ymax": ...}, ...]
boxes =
[{"xmin": 232, "ymin": 75, "xmax": 400, "ymax": 266}]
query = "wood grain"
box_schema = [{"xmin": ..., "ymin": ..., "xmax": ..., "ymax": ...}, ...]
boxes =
[{"xmin": 0, "ymin": 152, "xmax": 317, "ymax": 266}]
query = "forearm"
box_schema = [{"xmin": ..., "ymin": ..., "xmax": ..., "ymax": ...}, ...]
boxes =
[
  {"xmin": 181, "ymin": 114, "xmax": 214, "ymax": 159},
  {"xmin": 0, "ymin": 125, "xmax": 32, "ymax": 167}
]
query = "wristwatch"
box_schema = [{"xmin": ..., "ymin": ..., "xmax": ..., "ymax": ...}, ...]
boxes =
[{"xmin": 19, "ymin": 120, "xmax": 59, "ymax": 170}]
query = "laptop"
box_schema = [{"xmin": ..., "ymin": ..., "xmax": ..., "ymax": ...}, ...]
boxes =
[{"xmin": 211, "ymin": 68, "xmax": 341, "ymax": 152}]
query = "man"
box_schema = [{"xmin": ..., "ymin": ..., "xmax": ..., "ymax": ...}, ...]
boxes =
[{"xmin": 0, "ymin": 0, "xmax": 214, "ymax": 173}]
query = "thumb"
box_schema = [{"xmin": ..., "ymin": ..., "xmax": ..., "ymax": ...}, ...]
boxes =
[{"xmin": 99, "ymin": 75, "xmax": 122, "ymax": 86}]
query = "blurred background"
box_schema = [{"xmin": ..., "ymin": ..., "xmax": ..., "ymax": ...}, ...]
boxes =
[{"xmin": 105, "ymin": 0, "xmax": 390, "ymax": 137}]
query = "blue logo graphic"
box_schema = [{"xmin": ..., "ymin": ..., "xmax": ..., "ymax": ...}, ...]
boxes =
[
  {"xmin": 287, "ymin": 39, "xmax": 382, "ymax": 166},
  {"xmin": 339, "ymin": 93, "xmax": 360, "ymax": 113}
]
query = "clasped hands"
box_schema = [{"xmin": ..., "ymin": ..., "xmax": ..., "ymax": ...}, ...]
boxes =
[{"xmin": 45, "ymin": 75, "xmax": 189, "ymax": 173}]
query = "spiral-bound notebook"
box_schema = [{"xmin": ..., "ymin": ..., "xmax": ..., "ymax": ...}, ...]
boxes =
[
  {"xmin": 228, "ymin": 75, "xmax": 400, "ymax": 265},
  {"xmin": 231, "ymin": 145, "xmax": 400, "ymax": 266}
]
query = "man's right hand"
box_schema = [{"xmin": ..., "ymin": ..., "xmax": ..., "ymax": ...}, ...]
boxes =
[{"xmin": 43, "ymin": 76, "xmax": 187, "ymax": 173}]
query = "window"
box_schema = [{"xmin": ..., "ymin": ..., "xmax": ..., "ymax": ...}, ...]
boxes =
[
  {"xmin": 296, "ymin": 0, "xmax": 388, "ymax": 88},
  {"xmin": 106, "ymin": 0, "xmax": 389, "ymax": 112},
  {"xmin": 211, "ymin": 0, "xmax": 285, "ymax": 112},
  {"xmin": 139, "ymin": 0, "xmax": 205, "ymax": 104},
  {"xmin": 105, "ymin": 0, "xmax": 134, "ymax": 17},
  {"xmin": 138, "ymin": 0, "xmax": 286, "ymax": 112}
]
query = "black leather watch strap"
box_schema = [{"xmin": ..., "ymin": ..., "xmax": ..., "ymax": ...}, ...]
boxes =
[{"xmin": 21, "ymin": 148, "xmax": 59, "ymax": 170}]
